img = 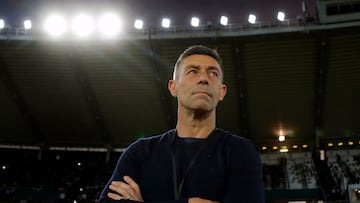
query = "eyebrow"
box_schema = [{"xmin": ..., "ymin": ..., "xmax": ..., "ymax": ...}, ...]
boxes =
[
  {"xmin": 207, "ymin": 66, "xmax": 221, "ymax": 72},
  {"xmin": 184, "ymin": 64, "xmax": 221, "ymax": 72}
]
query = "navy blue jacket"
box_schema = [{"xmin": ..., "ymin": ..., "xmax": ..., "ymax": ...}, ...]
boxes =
[{"xmin": 99, "ymin": 128, "xmax": 264, "ymax": 203}]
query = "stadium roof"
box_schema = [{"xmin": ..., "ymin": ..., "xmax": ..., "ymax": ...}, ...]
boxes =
[{"xmin": 1, "ymin": 0, "xmax": 360, "ymax": 151}]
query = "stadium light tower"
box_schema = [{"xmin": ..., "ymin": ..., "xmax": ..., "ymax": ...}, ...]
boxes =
[
  {"xmin": 278, "ymin": 129, "xmax": 286, "ymax": 142},
  {"xmin": 134, "ymin": 19, "xmax": 143, "ymax": 30},
  {"xmin": 277, "ymin": 11, "xmax": 285, "ymax": 21},
  {"xmin": 98, "ymin": 12, "xmax": 122, "ymax": 38},
  {"xmin": 0, "ymin": 19, "xmax": 5, "ymax": 29},
  {"xmin": 220, "ymin": 16, "xmax": 228, "ymax": 26},
  {"xmin": 191, "ymin": 17, "xmax": 200, "ymax": 27},
  {"xmin": 24, "ymin": 20, "xmax": 32, "ymax": 30},
  {"xmin": 44, "ymin": 14, "xmax": 67, "ymax": 37},
  {"xmin": 71, "ymin": 13, "xmax": 94, "ymax": 38},
  {"xmin": 162, "ymin": 18, "xmax": 171, "ymax": 28},
  {"xmin": 248, "ymin": 14, "xmax": 256, "ymax": 24}
]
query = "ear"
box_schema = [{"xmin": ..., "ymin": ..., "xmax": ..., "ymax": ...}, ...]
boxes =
[
  {"xmin": 218, "ymin": 84, "xmax": 227, "ymax": 101},
  {"xmin": 168, "ymin": 80, "xmax": 178, "ymax": 97}
]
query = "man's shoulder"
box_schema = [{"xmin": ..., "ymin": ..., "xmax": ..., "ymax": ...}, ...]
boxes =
[
  {"xmin": 215, "ymin": 128, "xmax": 260, "ymax": 162},
  {"xmin": 215, "ymin": 128, "xmax": 248, "ymax": 141},
  {"xmin": 124, "ymin": 129, "xmax": 175, "ymax": 155},
  {"xmin": 215, "ymin": 128, "xmax": 255, "ymax": 147},
  {"xmin": 132, "ymin": 129, "xmax": 175, "ymax": 145}
]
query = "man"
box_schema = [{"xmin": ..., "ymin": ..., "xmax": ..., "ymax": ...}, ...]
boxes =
[{"xmin": 99, "ymin": 45, "xmax": 264, "ymax": 203}]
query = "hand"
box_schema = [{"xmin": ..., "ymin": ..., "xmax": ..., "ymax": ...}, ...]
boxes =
[
  {"xmin": 107, "ymin": 176, "xmax": 144, "ymax": 202},
  {"xmin": 189, "ymin": 197, "xmax": 219, "ymax": 203}
]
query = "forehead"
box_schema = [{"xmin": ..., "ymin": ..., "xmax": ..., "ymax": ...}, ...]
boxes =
[{"xmin": 180, "ymin": 54, "xmax": 221, "ymax": 69}]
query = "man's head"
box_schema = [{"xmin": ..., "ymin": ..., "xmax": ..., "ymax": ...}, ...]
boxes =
[
  {"xmin": 168, "ymin": 45, "xmax": 227, "ymax": 113},
  {"xmin": 172, "ymin": 45, "xmax": 223, "ymax": 82}
]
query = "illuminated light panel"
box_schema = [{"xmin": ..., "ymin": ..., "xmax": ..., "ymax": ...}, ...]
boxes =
[
  {"xmin": 277, "ymin": 11, "xmax": 285, "ymax": 21},
  {"xmin": 248, "ymin": 14, "xmax": 256, "ymax": 24},
  {"xmin": 292, "ymin": 145, "xmax": 298, "ymax": 149},
  {"xmin": 280, "ymin": 148, "xmax": 288, "ymax": 153},
  {"xmin": 272, "ymin": 146, "xmax": 278, "ymax": 150},
  {"xmin": 338, "ymin": 142, "xmax": 344, "ymax": 146},
  {"xmin": 302, "ymin": 144, "xmax": 308, "ymax": 148},
  {"xmin": 24, "ymin": 20, "xmax": 32, "ymax": 29},
  {"xmin": 162, "ymin": 18, "xmax": 171, "ymax": 28},
  {"xmin": 98, "ymin": 13, "xmax": 122, "ymax": 37},
  {"xmin": 261, "ymin": 146, "xmax": 267, "ymax": 150},
  {"xmin": 134, "ymin": 19, "xmax": 143, "ymax": 29},
  {"xmin": 279, "ymin": 135, "xmax": 285, "ymax": 142},
  {"xmin": 328, "ymin": 143, "xmax": 334, "ymax": 147},
  {"xmin": 0, "ymin": 19, "xmax": 4, "ymax": 29},
  {"xmin": 44, "ymin": 14, "xmax": 67, "ymax": 37},
  {"xmin": 348, "ymin": 141, "xmax": 354, "ymax": 145},
  {"xmin": 320, "ymin": 150, "xmax": 325, "ymax": 160},
  {"xmin": 191, "ymin": 17, "xmax": 200, "ymax": 27},
  {"xmin": 220, "ymin": 16, "xmax": 228, "ymax": 26},
  {"xmin": 72, "ymin": 14, "xmax": 94, "ymax": 37}
]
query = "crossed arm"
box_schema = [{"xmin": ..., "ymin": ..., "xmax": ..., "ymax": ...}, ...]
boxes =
[
  {"xmin": 106, "ymin": 176, "xmax": 219, "ymax": 203},
  {"xmin": 100, "ymin": 134, "xmax": 264, "ymax": 203}
]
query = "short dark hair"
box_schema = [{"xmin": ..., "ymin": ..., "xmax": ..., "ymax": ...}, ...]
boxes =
[{"xmin": 172, "ymin": 45, "xmax": 223, "ymax": 81}]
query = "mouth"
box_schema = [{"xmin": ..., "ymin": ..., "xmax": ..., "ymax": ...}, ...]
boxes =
[{"xmin": 193, "ymin": 91, "xmax": 211, "ymax": 97}]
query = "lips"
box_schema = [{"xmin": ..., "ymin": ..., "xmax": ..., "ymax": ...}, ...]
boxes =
[
  {"xmin": 192, "ymin": 87, "xmax": 212, "ymax": 97},
  {"xmin": 194, "ymin": 91, "xmax": 210, "ymax": 96}
]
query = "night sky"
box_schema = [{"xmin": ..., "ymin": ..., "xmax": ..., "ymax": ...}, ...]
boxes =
[{"xmin": 0, "ymin": 0, "xmax": 317, "ymax": 29}]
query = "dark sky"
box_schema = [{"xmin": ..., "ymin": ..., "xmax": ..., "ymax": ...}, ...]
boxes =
[{"xmin": 0, "ymin": 0, "xmax": 317, "ymax": 28}]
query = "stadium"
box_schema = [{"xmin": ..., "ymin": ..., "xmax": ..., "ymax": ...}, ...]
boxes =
[{"xmin": 1, "ymin": 0, "xmax": 360, "ymax": 202}]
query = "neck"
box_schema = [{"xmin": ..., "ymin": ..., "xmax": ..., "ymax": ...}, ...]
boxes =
[{"xmin": 175, "ymin": 108, "xmax": 216, "ymax": 139}]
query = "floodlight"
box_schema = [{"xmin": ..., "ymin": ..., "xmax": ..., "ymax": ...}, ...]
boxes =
[
  {"xmin": 191, "ymin": 17, "xmax": 200, "ymax": 27},
  {"xmin": 279, "ymin": 148, "xmax": 288, "ymax": 153},
  {"xmin": 98, "ymin": 13, "xmax": 122, "ymax": 37},
  {"xmin": 248, "ymin": 14, "xmax": 256, "ymax": 24},
  {"xmin": 277, "ymin": 11, "xmax": 285, "ymax": 21},
  {"xmin": 72, "ymin": 14, "xmax": 94, "ymax": 37},
  {"xmin": 134, "ymin": 19, "xmax": 143, "ymax": 29},
  {"xmin": 162, "ymin": 18, "xmax": 171, "ymax": 28},
  {"xmin": 0, "ymin": 19, "xmax": 4, "ymax": 29},
  {"xmin": 44, "ymin": 14, "xmax": 67, "ymax": 37},
  {"xmin": 220, "ymin": 16, "xmax": 228, "ymax": 26},
  {"xmin": 24, "ymin": 20, "xmax": 32, "ymax": 30}
]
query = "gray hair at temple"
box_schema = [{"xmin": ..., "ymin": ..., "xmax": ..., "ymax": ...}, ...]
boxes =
[{"xmin": 172, "ymin": 45, "xmax": 223, "ymax": 81}]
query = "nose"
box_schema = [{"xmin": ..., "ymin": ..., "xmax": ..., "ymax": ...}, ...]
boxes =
[{"xmin": 197, "ymin": 70, "xmax": 209, "ymax": 85}]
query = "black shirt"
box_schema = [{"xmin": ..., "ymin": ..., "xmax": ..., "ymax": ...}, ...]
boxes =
[{"xmin": 99, "ymin": 128, "xmax": 265, "ymax": 203}]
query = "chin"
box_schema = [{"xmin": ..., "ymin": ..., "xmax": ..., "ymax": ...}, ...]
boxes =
[{"xmin": 191, "ymin": 104, "xmax": 214, "ymax": 112}]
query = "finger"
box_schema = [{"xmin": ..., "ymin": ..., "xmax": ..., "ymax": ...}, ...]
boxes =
[
  {"xmin": 123, "ymin": 176, "xmax": 144, "ymax": 201},
  {"xmin": 109, "ymin": 183, "xmax": 130, "ymax": 197},
  {"xmin": 124, "ymin": 176, "xmax": 140, "ymax": 191},
  {"xmin": 107, "ymin": 192, "xmax": 122, "ymax": 200},
  {"xmin": 111, "ymin": 181, "xmax": 132, "ymax": 191},
  {"xmin": 111, "ymin": 181, "xmax": 129, "ymax": 188}
]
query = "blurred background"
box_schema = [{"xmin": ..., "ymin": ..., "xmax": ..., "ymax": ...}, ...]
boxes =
[{"xmin": 1, "ymin": 0, "xmax": 360, "ymax": 202}]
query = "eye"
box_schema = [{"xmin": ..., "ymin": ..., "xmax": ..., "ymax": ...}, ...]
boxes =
[
  {"xmin": 187, "ymin": 69, "xmax": 197, "ymax": 74},
  {"xmin": 209, "ymin": 71, "xmax": 219, "ymax": 77}
]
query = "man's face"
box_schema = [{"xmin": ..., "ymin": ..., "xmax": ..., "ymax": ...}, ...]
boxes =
[{"xmin": 169, "ymin": 54, "xmax": 227, "ymax": 112}]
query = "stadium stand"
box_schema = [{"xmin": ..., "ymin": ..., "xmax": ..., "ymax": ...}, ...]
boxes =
[{"xmin": 2, "ymin": 148, "xmax": 360, "ymax": 202}]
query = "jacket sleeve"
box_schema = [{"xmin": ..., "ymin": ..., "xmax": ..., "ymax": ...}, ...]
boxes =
[
  {"xmin": 223, "ymin": 137, "xmax": 265, "ymax": 203},
  {"xmin": 98, "ymin": 139, "xmax": 188, "ymax": 203}
]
